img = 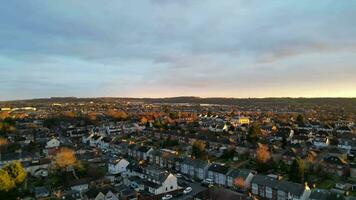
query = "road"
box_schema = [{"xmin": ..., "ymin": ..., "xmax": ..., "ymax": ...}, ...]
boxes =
[{"xmin": 173, "ymin": 180, "xmax": 208, "ymax": 200}]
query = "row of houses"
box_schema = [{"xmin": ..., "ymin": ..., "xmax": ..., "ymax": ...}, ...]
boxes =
[{"xmin": 251, "ymin": 175, "xmax": 311, "ymax": 200}]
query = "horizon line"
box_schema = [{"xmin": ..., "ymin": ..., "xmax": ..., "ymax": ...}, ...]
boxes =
[{"xmin": 1, "ymin": 95, "xmax": 356, "ymax": 102}]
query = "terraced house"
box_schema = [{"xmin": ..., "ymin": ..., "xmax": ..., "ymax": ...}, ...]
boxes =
[{"xmin": 180, "ymin": 158, "xmax": 210, "ymax": 180}]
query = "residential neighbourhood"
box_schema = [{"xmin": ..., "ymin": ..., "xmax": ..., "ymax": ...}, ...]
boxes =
[{"xmin": 0, "ymin": 98, "xmax": 355, "ymax": 199}]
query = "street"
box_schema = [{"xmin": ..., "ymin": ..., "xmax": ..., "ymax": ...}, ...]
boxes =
[{"xmin": 173, "ymin": 180, "xmax": 208, "ymax": 200}]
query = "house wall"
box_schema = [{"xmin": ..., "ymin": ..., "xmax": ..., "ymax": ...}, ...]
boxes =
[
  {"xmin": 108, "ymin": 159, "xmax": 129, "ymax": 174},
  {"xmin": 154, "ymin": 174, "xmax": 178, "ymax": 195},
  {"xmin": 71, "ymin": 184, "xmax": 88, "ymax": 192},
  {"xmin": 208, "ymin": 171, "xmax": 226, "ymax": 186}
]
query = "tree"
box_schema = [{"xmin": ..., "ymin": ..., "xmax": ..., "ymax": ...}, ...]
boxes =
[
  {"xmin": 234, "ymin": 177, "xmax": 245, "ymax": 189},
  {"xmin": 54, "ymin": 147, "xmax": 78, "ymax": 179},
  {"xmin": 289, "ymin": 157, "xmax": 305, "ymax": 183},
  {"xmin": 296, "ymin": 114, "xmax": 305, "ymax": 123},
  {"xmin": 0, "ymin": 137, "xmax": 7, "ymax": 146},
  {"xmin": 106, "ymin": 109, "xmax": 128, "ymax": 121},
  {"xmin": 0, "ymin": 169, "xmax": 15, "ymax": 192},
  {"xmin": 0, "ymin": 117, "xmax": 16, "ymax": 136},
  {"xmin": 248, "ymin": 123, "xmax": 261, "ymax": 142},
  {"xmin": 2, "ymin": 161, "xmax": 26, "ymax": 184},
  {"xmin": 62, "ymin": 111, "xmax": 76, "ymax": 118},
  {"xmin": 191, "ymin": 141, "xmax": 207, "ymax": 160},
  {"xmin": 0, "ymin": 112, "xmax": 10, "ymax": 120},
  {"xmin": 0, "ymin": 137, "xmax": 8, "ymax": 162},
  {"xmin": 0, "ymin": 161, "xmax": 26, "ymax": 192},
  {"xmin": 221, "ymin": 148, "xmax": 235, "ymax": 159},
  {"xmin": 55, "ymin": 147, "xmax": 77, "ymax": 168},
  {"xmin": 162, "ymin": 136, "xmax": 179, "ymax": 148},
  {"xmin": 153, "ymin": 120, "xmax": 163, "ymax": 128},
  {"xmin": 282, "ymin": 136, "xmax": 287, "ymax": 148},
  {"xmin": 256, "ymin": 143, "xmax": 271, "ymax": 164}
]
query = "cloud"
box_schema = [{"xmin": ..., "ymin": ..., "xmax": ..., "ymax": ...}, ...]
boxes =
[{"xmin": 0, "ymin": 0, "xmax": 356, "ymax": 100}]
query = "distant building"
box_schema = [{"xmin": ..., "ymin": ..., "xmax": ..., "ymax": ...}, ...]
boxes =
[{"xmin": 231, "ymin": 117, "xmax": 250, "ymax": 126}]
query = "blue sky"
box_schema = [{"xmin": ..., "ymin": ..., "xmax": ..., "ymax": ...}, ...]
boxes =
[{"xmin": 1, "ymin": 0, "xmax": 356, "ymax": 100}]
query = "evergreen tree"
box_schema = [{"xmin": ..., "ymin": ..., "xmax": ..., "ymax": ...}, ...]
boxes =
[
  {"xmin": 289, "ymin": 157, "xmax": 305, "ymax": 183},
  {"xmin": 248, "ymin": 122, "xmax": 261, "ymax": 142},
  {"xmin": 191, "ymin": 141, "xmax": 207, "ymax": 160},
  {"xmin": 296, "ymin": 114, "xmax": 305, "ymax": 123}
]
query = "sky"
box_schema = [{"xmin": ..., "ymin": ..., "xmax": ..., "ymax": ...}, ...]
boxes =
[{"xmin": 1, "ymin": 0, "xmax": 356, "ymax": 100}]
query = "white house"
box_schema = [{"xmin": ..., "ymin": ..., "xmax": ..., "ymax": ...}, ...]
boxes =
[
  {"xmin": 313, "ymin": 137, "xmax": 330, "ymax": 149},
  {"xmin": 147, "ymin": 173, "xmax": 178, "ymax": 195},
  {"xmin": 45, "ymin": 138, "xmax": 60, "ymax": 149},
  {"xmin": 108, "ymin": 159, "xmax": 130, "ymax": 175}
]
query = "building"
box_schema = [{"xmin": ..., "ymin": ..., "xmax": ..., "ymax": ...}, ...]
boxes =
[
  {"xmin": 322, "ymin": 156, "xmax": 349, "ymax": 176},
  {"xmin": 226, "ymin": 168, "xmax": 255, "ymax": 190},
  {"xmin": 274, "ymin": 181, "xmax": 311, "ymax": 200},
  {"xmin": 145, "ymin": 172, "xmax": 178, "ymax": 195},
  {"xmin": 108, "ymin": 158, "xmax": 130, "ymax": 175},
  {"xmin": 207, "ymin": 163, "xmax": 230, "ymax": 186},
  {"xmin": 180, "ymin": 158, "xmax": 210, "ymax": 180},
  {"xmin": 45, "ymin": 138, "xmax": 60, "ymax": 149},
  {"xmin": 251, "ymin": 175, "xmax": 278, "ymax": 199}
]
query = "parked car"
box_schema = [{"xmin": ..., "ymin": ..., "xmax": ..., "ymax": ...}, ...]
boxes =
[
  {"xmin": 183, "ymin": 187, "xmax": 192, "ymax": 194},
  {"xmin": 162, "ymin": 194, "xmax": 173, "ymax": 200},
  {"xmin": 202, "ymin": 178, "xmax": 214, "ymax": 187}
]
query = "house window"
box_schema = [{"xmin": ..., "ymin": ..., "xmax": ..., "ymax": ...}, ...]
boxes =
[
  {"xmin": 266, "ymin": 187, "xmax": 272, "ymax": 199},
  {"xmin": 252, "ymin": 183, "xmax": 258, "ymax": 195},
  {"xmin": 170, "ymin": 186, "xmax": 173, "ymax": 189},
  {"xmin": 166, "ymin": 187, "xmax": 167, "ymax": 191},
  {"xmin": 277, "ymin": 190, "xmax": 285, "ymax": 200}
]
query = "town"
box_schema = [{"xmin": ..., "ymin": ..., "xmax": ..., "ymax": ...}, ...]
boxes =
[{"xmin": 0, "ymin": 97, "xmax": 355, "ymax": 200}]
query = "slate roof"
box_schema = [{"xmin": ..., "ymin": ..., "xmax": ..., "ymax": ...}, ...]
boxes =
[
  {"xmin": 181, "ymin": 158, "xmax": 209, "ymax": 168},
  {"xmin": 149, "ymin": 149, "xmax": 162, "ymax": 156},
  {"xmin": 275, "ymin": 181, "xmax": 305, "ymax": 197},
  {"xmin": 144, "ymin": 180, "xmax": 161, "ymax": 189},
  {"xmin": 85, "ymin": 186, "xmax": 117, "ymax": 199},
  {"xmin": 251, "ymin": 175, "xmax": 278, "ymax": 188},
  {"xmin": 208, "ymin": 163, "xmax": 230, "ymax": 175},
  {"xmin": 309, "ymin": 189, "xmax": 330, "ymax": 200},
  {"xmin": 137, "ymin": 146, "xmax": 151, "ymax": 153}
]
